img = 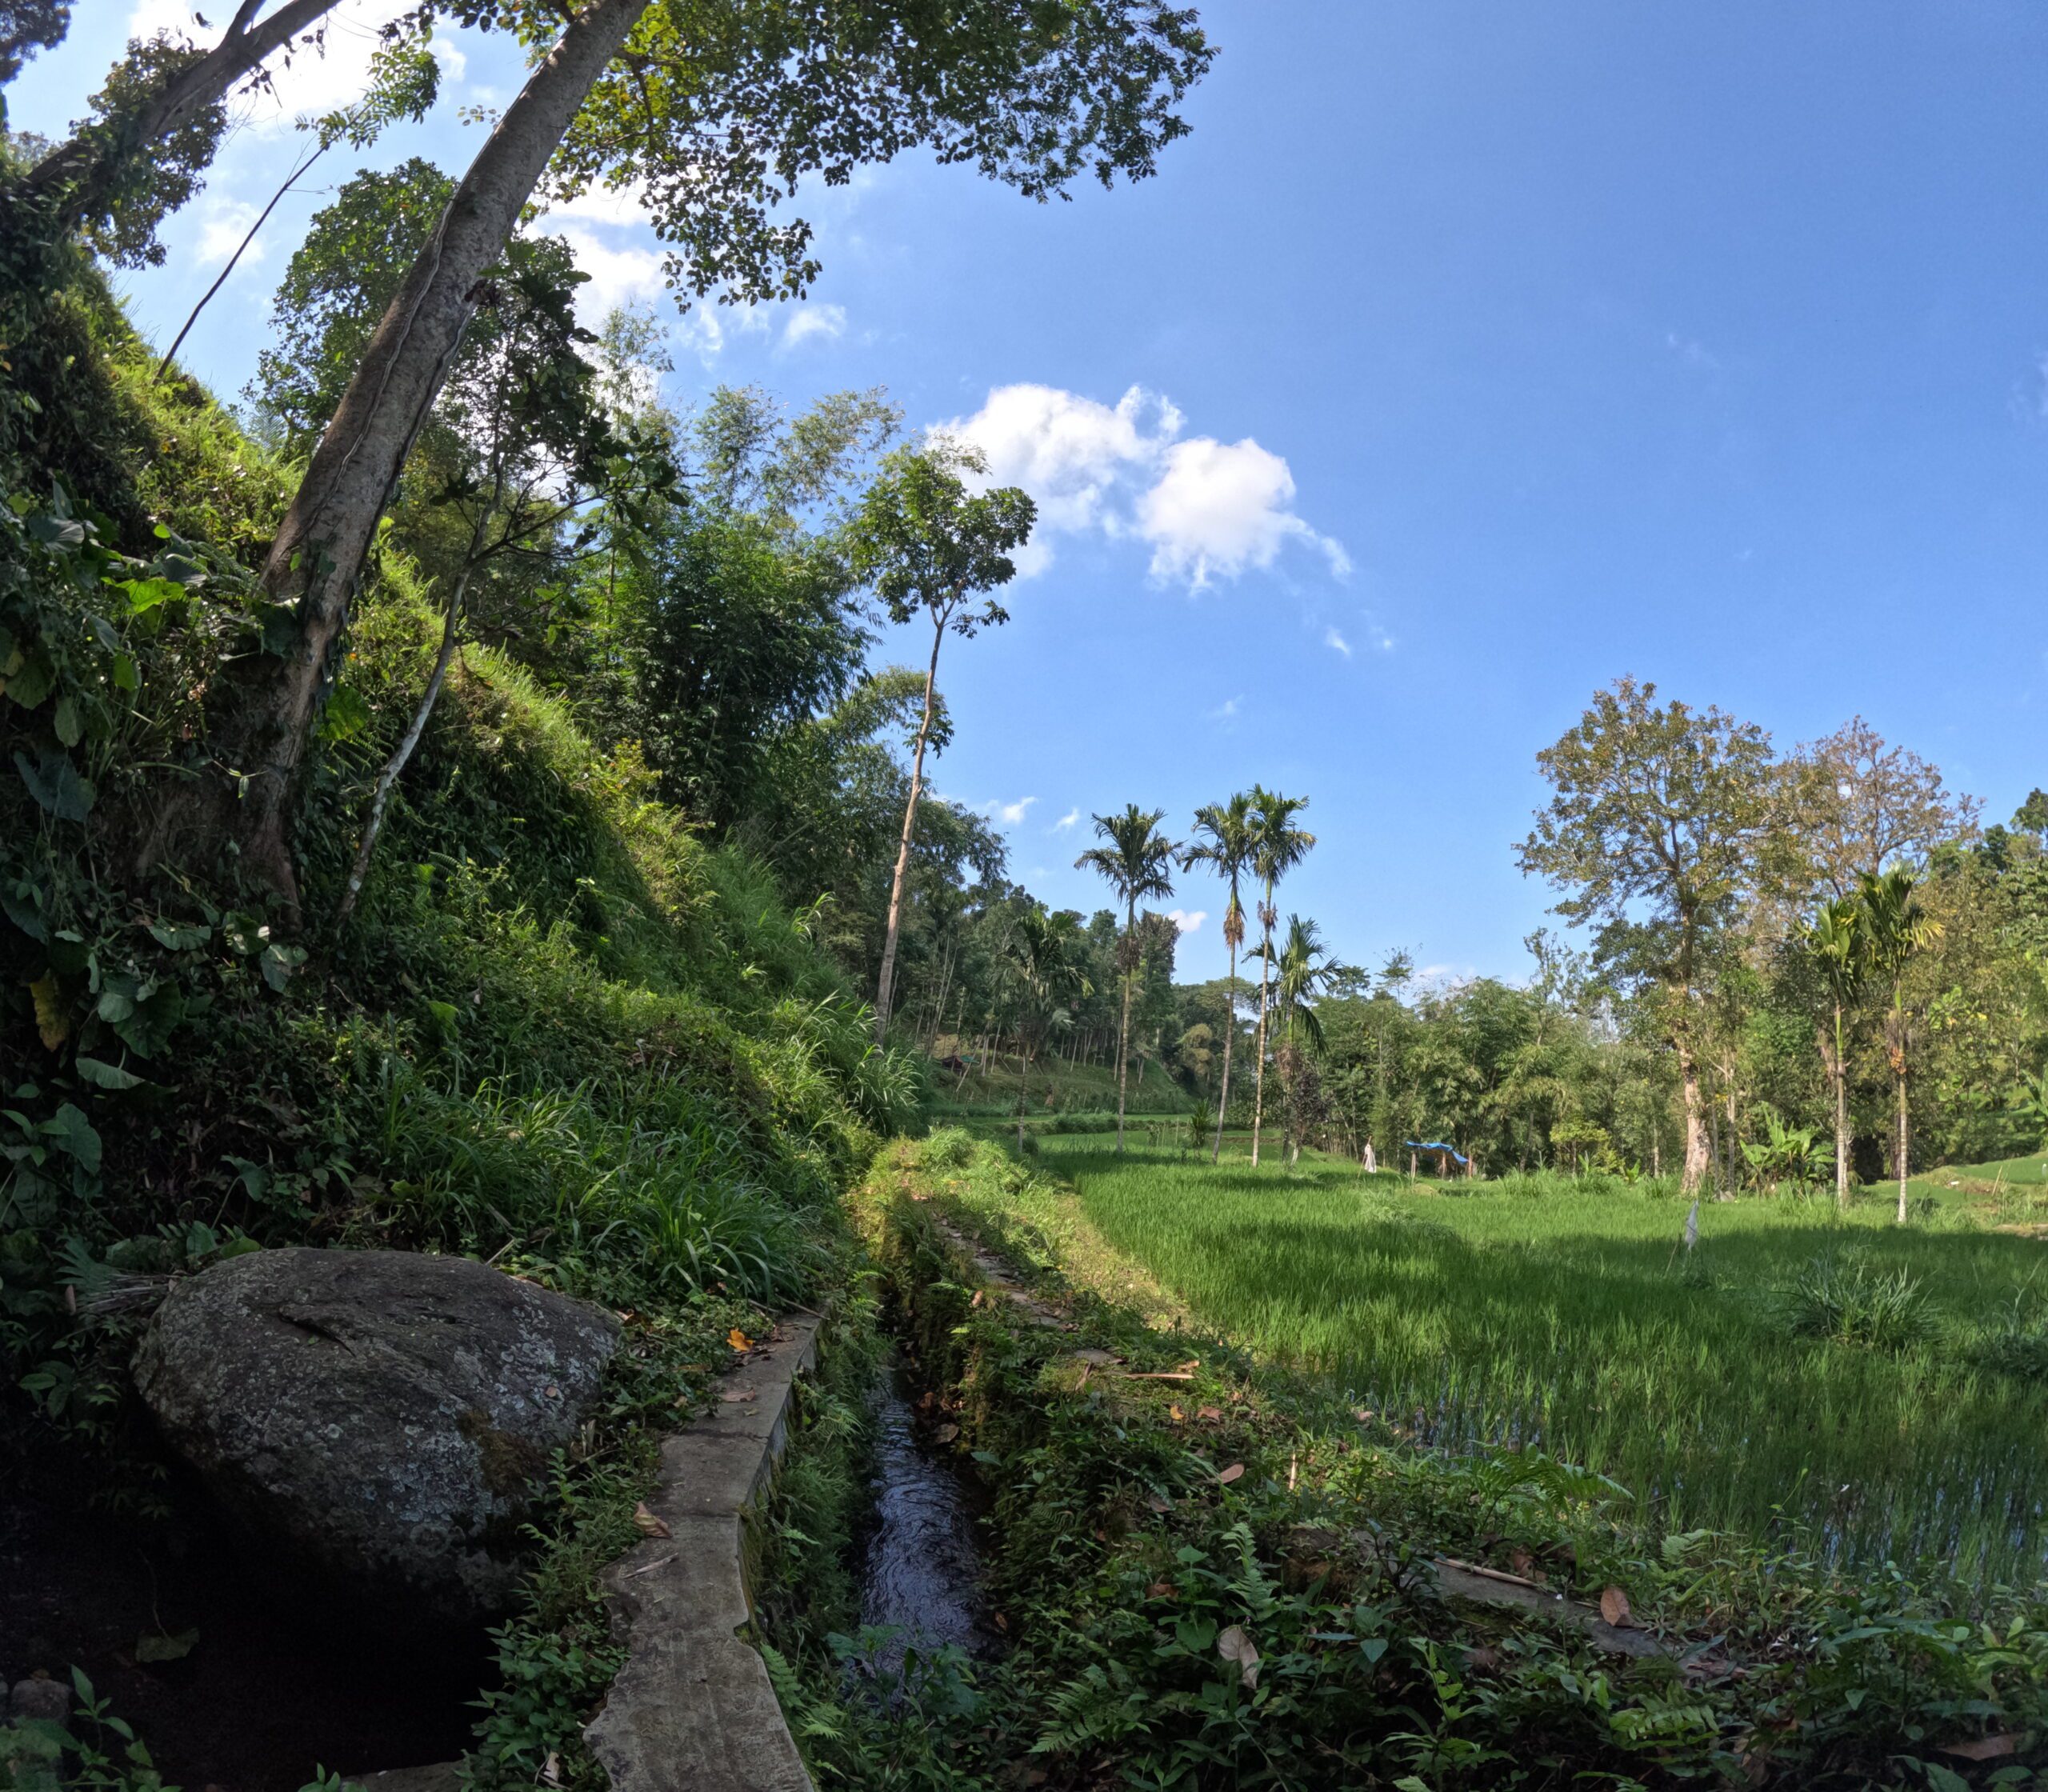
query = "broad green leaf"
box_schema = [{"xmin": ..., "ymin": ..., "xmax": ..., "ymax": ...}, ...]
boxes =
[
  {"xmin": 74, "ymin": 1057, "xmax": 143, "ymax": 1092},
  {"xmin": 40, "ymin": 1103, "xmax": 101, "ymax": 1174},
  {"xmin": 14, "ymin": 748, "xmax": 94, "ymax": 822},
  {"xmin": 51, "ymin": 694, "xmax": 81, "ymax": 748}
]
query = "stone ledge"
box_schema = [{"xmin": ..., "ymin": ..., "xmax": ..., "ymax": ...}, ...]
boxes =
[{"xmin": 582, "ymin": 1314, "xmax": 822, "ymax": 1792}]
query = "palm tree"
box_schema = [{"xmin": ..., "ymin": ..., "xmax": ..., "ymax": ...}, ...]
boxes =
[
  {"xmin": 1267, "ymin": 914, "xmax": 1342, "ymax": 1163},
  {"xmin": 1182, "ymin": 794, "xmax": 1255, "ymax": 1164},
  {"xmin": 1806, "ymin": 895, "xmax": 1868, "ymax": 1213},
  {"xmin": 1858, "ymin": 869, "xmax": 1942, "ymax": 1224},
  {"xmin": 1245, "ymin": 787, "xmax": 1316, "ymax": 1167},
  {"xmin": 1076, "ymin": 806, "xmax": 1179, "ymax": 1154},
  {"xmin": 1000, "ymin": 904, "xmax": 1092, "ymax": 1150}
]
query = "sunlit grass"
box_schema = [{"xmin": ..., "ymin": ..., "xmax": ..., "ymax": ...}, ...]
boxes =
[{"xmin": 1027, "ymin": 1136, "xmax": 2048, "ymax": 1584}]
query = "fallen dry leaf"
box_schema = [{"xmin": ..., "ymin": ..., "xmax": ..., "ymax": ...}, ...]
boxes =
[
  {"xmin": 1198, "ymin": 1405, "xmax": 1223, "ymax": 1422},
  {"xmin": 1217, "ymin": 1622, "xmax": 1261, "ymax": 1690},
  {"xmin": 1942, "ymin": 1734, "xmax": 2019, "ymax": 1762},
  {"xmin": 728, "ymin": 1327, "xmax": 753, "ymax": 1352},
  {"xmin": 1599, "ymin": 1586, "xmax": 1634, "ymax": 1628},
  {"xmin": 632, "ymin": 1502, "xmax": 672, "ymax": 1539},
  {"xmin": 721, "ymin": 1390, "xmax": 758, "ymax": 1403},
  {"xmin": 1509, "ymin": 1547, "xmax": 1545, "ymax": 1583},
  {"xmin": 1146, "ymin": 1493, "xmax": 1173, "ymax": 1514},
  {"xmin": 1218, "ymin": 1462, "xmax": 1246, "ymax": 1486},
  {"xmin": 1466, "ymin": 1644, "xmax": 1502, "ymax": 1671},
  {"xmin": 934, "ymin": 1422, "xmax": 960, "ymax": 1443},
  {"xmin": 539, "ymin": 1750, "xmax": 562, "ymax": 1788},
  {"xmin": 1146, "ymin": 1581, "xmax": 1176, "ymax": 1599},
  {"xmin": 1169, "ymin": 1403, "xmax": 1185, "ymax": 1422}
]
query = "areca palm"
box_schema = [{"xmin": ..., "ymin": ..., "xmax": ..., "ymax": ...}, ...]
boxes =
[
  {"xmin": 1183, "ymin": 793, "xmax": 1255, "ymax": 1164},
  {"xmin": 999, "ymin": 904, "xmax": 1092, "ymax": 1150},
  {"xmin": 1245, "ymin": 787, "xmax": 1316, "ymax": 1167},
  {"xmin": 1806, "ymin": 895, "xmax": 1869, "ymax": 1213},
  {"xmin": 1858, "ymin": 869, "xmax": 1942, "ymax": 1224},
  {"xmin": 1076, "ymin": 805, "xmax": 1179, "ymax": 1154}
]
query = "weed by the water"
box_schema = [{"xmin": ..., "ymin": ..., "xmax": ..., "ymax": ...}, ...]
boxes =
[{"xmin": 1781, "ymin": 1253, "xmax": 1936, "ymax": 1350}]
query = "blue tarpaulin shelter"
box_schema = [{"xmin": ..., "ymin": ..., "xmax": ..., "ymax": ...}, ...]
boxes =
[{"xmin": 1402, "ymin": 1139, "xmax": 1469, "ymax": 1167}]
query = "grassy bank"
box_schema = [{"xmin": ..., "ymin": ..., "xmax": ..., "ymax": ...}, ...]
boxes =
[
  {"xmin": 1016, "ymin": 1136, "xmax": 2048, "ymax": 1584},
  {"xmin": 765, "ymin": 1131, "xmax": 2048, "ymax": 1790}
]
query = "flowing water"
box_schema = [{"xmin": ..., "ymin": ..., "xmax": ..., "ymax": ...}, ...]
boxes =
[{"xmin": 854, "ymin": 1359, "xmax": 994, "ymax": 1670}]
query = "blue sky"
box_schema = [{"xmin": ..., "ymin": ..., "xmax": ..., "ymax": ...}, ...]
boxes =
[{"xmin": 17, "ymin": 2, "xmax": 2048, "ymax": 985}]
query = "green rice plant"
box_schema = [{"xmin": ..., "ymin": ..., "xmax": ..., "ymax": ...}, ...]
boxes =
[{"xmin": 1781, "ymin": 1254, "xmax": 1935, "ymax": 1350}]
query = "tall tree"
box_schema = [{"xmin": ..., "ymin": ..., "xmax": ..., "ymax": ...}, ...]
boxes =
[
  {"xmin": 1246, "ymin": 786, "xmax": 1315, "ymax": 1167},
  {"xmin": 1267, "ymin": 912, "xmax": 1342, "ymax": 1162},
  {"xmin": 1859, "ymin": 868, "xmax": 1942, "ymax": 1223},
  {"xmin": 1183, "ymin": 792, "xmax": 1254, "ymax": 1162},
  {"xmin": 999, "ymin": 903, "xmax": 1091, "ymax": 1151},
  {"xmin": 1806, "ymin": 894, "xmax": 1869, "ymax": 1212},
  {"xmin": 1518, "ymin": 678, "xmax": 1775, "ymax": 1195},
  {"xmin": 139, "ymin": 0, "xmax": 1210, "ymax": 906},
  {"xmin": 1077, "ymin": 805, "xmax": 1179, "ymax": 1154},
  {"xmin": 855, "ymin": 441, "xmax": 1032, "ymax": 1042},
  {"xmin": 1793, "ymin": 716, "xmax": 1980, "ymax": 898}
]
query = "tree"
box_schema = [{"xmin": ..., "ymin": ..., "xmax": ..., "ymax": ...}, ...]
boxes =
[
  {"xmin": 1859, "ymin": 867, "xmax": 1942, "ymax": 1223},
  {"xmin": 999, "ymin": 903, "xmax": 1091, "ymax": 1150},
  {"xmin": 854, "ymin": 440, "xmax": 1033, "ymax": 1042},
  {"xmin": 1518, "ymin": 678, "xmax": 1775, "ymax": 1195},
  {"xmin": 1267, "ymin": 913, "xmax": 1342, "ymax": 1162},
  {"xmin": 9, "ymin": 0, "xmax": 353, "ymax": 248},
  {"xmin": 141, "ymin": 0, "xmax": 1211, "ymax": 906},
  {"xmin": 335, "ymin": 230, "xmax": 676, "ymax": 928},
  {"xmin": 1077, "ymin": 805, "xmax": 1179, "ymax": 1154},
  {"xmin": 1245, "ymin": 787, "xmax": 1315, "ymax": 1167},
  {"xmin": 1806, "ymin": 894, "xmax": 1868, "ymax": 1211},
  {"xmin": 1792, "ymin": 716, "xmax": 1980, "ymax": 898},
  {"xmin": 0, "ymin": 0, "xmax": 70, "ymax": 86},
  {"xmin": 1182, "ymin": 793, "xmax": 1254, "ymax": 1162}
]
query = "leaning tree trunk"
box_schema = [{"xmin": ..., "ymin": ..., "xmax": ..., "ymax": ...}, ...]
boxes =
[
  {"xmin": 874, "ymin": 613, "xmax": 946, "ymax": 1043},
  {"xmin": 1894, "ymin": 1026, "xmax": 1910, "ymax": 1224},
  {"xmin": 16, "ymin": 0, "xmax": 345, "ymax": 228},
  {"xmin": 139, "ymin": 0, "xmax": 653, "ymax": 904},
  {"xmin": 1210, "ymin": 937, "xmax": 1238, "ymax": 1164},
  {"xmin": 1830, "ymin": 1006, "xmax": 1851, "ymax": 1213}
]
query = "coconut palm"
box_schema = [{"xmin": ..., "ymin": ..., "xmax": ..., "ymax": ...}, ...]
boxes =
[
  {"xmin": 1245, "ymin": 787, "xmax": 1316, "ymax": 1167},
  {"xmin": 1858, "ymin": 868, "xmax": 1942, "ymax": 1224},
  {"xmin": 999, "ymin": 903, "xmax": 1092, "ymax": 1151},
  {"xmin": 1076, "ymin": 805, "xmax": 1179, "ymax": 1154},
  {"xmin": 1182, "ymin": 793, "xmax": 1256, "ymax": 1164},
  {"xmin": 1806, "ymin": 894, "xmax": 1869, "ymax": 1213}
]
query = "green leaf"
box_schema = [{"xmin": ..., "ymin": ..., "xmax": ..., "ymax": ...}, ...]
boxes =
[
  {"xmin": 111, "ymin": 652, "xmax": 138, "ymax": 693},
  {"xmin": 120, "ymin": 576, "xmax": 186, "ymax": 615},
  {"xmin": 4, "ymin": 650, "xmax": 54, "ymax": 710},
  {"xmin": 2, "ymin": 879, "xmax": 47, "ymax": 943},
  {"xmin": 259, "ymin": 602, "xmax": 301, "ymax": 657},
  {"xmin": 51, "ymin": 694, "xmax": 81, "ymax": 747},
  {"xmin": 134, "ymin": 1629, "xmax": 198, "ymax": 1664},
  {"xmin": 74, "ymin": 1057, "xmax": 143, "ymax": 1091},
  {"xmin": 318, "ymin": 684, "xmax": 372, "ymax": 743},
  {"xmin": 27, "ymin": 514, "xmax": 85, "ymax": 549},
  {"xmin": 14, "ymin": 748, "xmax": 94, "ymax": 822},
  {"xmin": 261, "ymin": 942, "xmax": 306, "ymax": 993},
  {"xmin": 40, "ymin": 1104, "xmax": 102, "ymax": 1174},
  {"xmin": 148, "ymin": 918, "xmax": 210, "ymax": 951}
]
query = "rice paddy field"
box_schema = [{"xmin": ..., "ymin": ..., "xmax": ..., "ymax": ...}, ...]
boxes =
[{"xmin": 1026, "ymin": 1134, "xmax": 2048, "ymax": 1586}]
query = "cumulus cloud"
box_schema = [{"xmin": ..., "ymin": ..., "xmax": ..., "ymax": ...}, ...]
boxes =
[
  {"xmin": 1323, "ymin": 625, "xmax": 1352, "ymax": 658},
  {"xmin": 782, "ymin": 302, "xmax": 846, "ymax": 349},
  {"xmin": 1052, "ymin": 807, "xmax": 1081, "ymax": 832},
  {"xmin": 942, "ymin": 382, "xmax": 1342, "ymax": 590},
  {"xmin": 550, "ymin": 226, "xmax": 666, "ymax": 326},
  {"xmin": 1168, "ymin": 909, "xmax": 1208, "ymax": 934},
  {"xmin": 987, "ymin": 796, "xmax": 1038, "ymax": 826}
]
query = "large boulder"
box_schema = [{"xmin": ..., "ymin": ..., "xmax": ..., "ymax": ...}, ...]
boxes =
[{"xmin": 135, "ymin": 1247, "xmax": 620, "ymax": 1625}]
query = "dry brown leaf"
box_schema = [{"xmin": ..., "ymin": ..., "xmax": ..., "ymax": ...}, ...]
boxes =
[
  {"xmin": 1509, "ymin": 1547, "xmax": 1545, "ymax": 1583},
  {"xmin": 1599, "ymin": 1586, "xmax": 1634, "ymax": 1628},
  {"xmin": 934, "ymin": 1422, "xmax": 960, "ymax": 1443},
  {"xmin": 728, "ymin": 1327, "xmax": 753, "ymax": 1352},
  {"xmin": 1146, "ymin": 1580, "xmax": 1176, "ymax": 1599},
  {"xmin": 1217, "ymin": 1622, "xmax": 1261, "ymax": 1690},
  {"xmin": 632, "ymin": 1502, "xmax": 671, "ymax": 1539},
  {"xmin": 1218, "ymin": 1462, "xmax": 1246, "ymax": 1486},
  {"xmin": 1197, "ymin": 1405, "xmax": 1223, "ymax": 1422},
  {"xmin": 1146, "ymin": 1493, "xmax": 1173, "ymax": 1514},
  {"xmin": 721, "ymin": 1390, "xmax": 758, "ymax": 1403},
  {"xmin": 1942, "ymin": 1734, "xmax": 2019, "ymax": 1762},
  {"xmin": 1466, "ymin": 1644, "xmax": 1501, "ymax": 1671},
  {"xmin": 1169, "ymin": 1403, "xmax": 1185, "ymax": 1422}
]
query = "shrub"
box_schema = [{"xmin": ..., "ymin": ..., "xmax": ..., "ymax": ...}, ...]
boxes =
[
  {"xmin": 919, "ymin": 1128, "xmax": 978, "ymax": 1171},
  {"xmin": 1782, "ymin": 1254, "xmax": 1935, "ymax": 1350}
]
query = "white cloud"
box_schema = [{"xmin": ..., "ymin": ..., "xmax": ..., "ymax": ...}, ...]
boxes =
[
  {"xmin": 1168, "ymin": 909, "xmax": 1208, "ymax": 935},
  {"xmin": 782, "ymin": 303, "xmax": 846, "ymax": 350},
  {"xmin": 1324, "ymin": 625, "xmax": 1352, "ymax": 658},
  {"xmin": 988, "ymin": 796, "xmax": 1038, "ymax": 826},
  {"xmin": 195, "ymin": 198, "xmax": 263, "ymax": 267},
  {"xmin": 1140, "ymin": 437, "xmax": 1351, "ymax": 588},
  {"xmin": 1209, "ymin": 696, "xmax": 1241, "ymax": 720},
  {"xmin": 942, "ymin": 382, "xmax": 1343, "ymax": 590},
  {"xmin": 551, "ymin": 226, "xmax": 665, "ymax": 326},
  {"xmin": 545, "ymin": 183, "xmax": 652, "ymax": 230},
  {"xmin": 1052, "ymin": 807, "xmax": 1081, "ymax": 832}
]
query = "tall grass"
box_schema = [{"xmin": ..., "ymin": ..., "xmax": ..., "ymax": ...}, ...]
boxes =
[{"xmin": 1030, "ymin": 1138, "xmax": 2048, "ymax": 1585}]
